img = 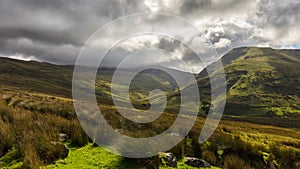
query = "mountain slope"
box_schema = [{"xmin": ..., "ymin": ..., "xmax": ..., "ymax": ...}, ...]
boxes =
[
  {"xmin": 0, "ymin": 57, "xmax": 73, "ymax": 97},
  {"xmin": 1, "ymin": 47, "xmax": 300, "ymax": 118},
  {"xmin": 198, "ymin": 47, "xmax": 300, "ymax": 116},
  {"xmin": 0, "ymin": 58, "xmax": 184, "ymax": 109}
]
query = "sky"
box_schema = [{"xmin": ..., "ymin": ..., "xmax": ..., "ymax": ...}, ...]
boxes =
[{"xmin": 0, "ymin": 0, "xmax": 299, "ymax": 72}]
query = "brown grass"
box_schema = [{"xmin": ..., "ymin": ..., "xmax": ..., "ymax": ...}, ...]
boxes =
[{"xmin": 0, "ymin": 91, "xmax": 89, "ymax": 168}]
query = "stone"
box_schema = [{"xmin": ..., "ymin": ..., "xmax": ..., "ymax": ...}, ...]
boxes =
[
  {"xmin": 160, "ymin": 152, "xmax": 177, "ymax": 168},
  {"xmin": 59, "ymin": 133, "xmax": 68, "ymax": 143},
  {"xmin": 185, "ymin": 157, "xmax": 211, "ymax": 168}
]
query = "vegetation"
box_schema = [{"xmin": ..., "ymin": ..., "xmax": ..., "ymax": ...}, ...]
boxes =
[
  {"xmin": 46, "ymin": 143, "xmax": 140, "ymax": 169},
  {"xmin": 0, "ymin": 47, "xmax": 300, "ymax": 168},
  {"xmin": 1, "ymin": 89, "xmax": 299, "ymax": 168},
  {"xmin": 0, "ymin": 90, "xmax": 89, "ymax": 168},
  {"xmin": 203, "ymin": 47, "xmax": 300, "ymax": 118}
]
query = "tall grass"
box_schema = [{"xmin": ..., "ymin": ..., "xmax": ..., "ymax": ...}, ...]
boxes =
[{"xmin": 0, "ymin": 93, "xmax": 89, "ymax": 168}]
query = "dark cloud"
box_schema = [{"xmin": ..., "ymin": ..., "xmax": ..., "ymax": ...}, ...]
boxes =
[
  {"xmin": 158, "ymin": 38, "xmax": 181, "ymax": 52},
  {"xmin": 180, "ymin": 0, "xmax": 212, "ymax": 15},
  {"xmin": 0, "ymin": 0, "xmax": 144, "ymax": 64},
  {"xmin": 257, "ymin": 0, "xmax": 300, "ymax": 28},
  {"xmin": 0, "ymin": 0, "xmax": 299, "ymax": 71}
]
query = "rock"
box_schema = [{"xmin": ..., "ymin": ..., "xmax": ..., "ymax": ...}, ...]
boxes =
[
  {"xmin": 185, "ymin": 157, "xmax": 211, "ymax": 168},
  {"xmin": 160, "ymin": 152, "xmax": 177, "ymax": 168},
  {"xmin": 51, "ymin": 141, "xmax": 69, "ymax": 159},
  {"xmin": 59, "ymin": 133, "xmax": 68, "ymax": 143}
]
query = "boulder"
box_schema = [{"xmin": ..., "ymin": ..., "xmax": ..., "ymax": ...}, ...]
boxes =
[
  {"xmin": 59, "ymin": 133, "xmax": 68, "ymax": 143},
  {"xmin": 160, "ymin": 152, "xmax": 177, "ymax": 168},
  {"xmin": 185, "ymin": 157, "xmax": 211, "ymax": 168}
]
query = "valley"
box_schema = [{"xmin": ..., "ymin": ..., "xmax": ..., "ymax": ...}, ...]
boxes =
[{"xmin": 0, "ymin": 47, "xmax": 300, "ymax": 168}]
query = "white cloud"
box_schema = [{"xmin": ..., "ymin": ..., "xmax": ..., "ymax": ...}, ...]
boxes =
[{"xmin": 214, "ymin": 38, "xmax": 231, "ymax": 49}]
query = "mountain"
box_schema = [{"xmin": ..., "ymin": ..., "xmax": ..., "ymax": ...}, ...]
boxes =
[
  {"xmin": 196, "ymin": 47, "xmax": 300, "ymax": 117},
  {"xmin": 1, "ymin": 47, "xmax": 300, "ymax": 119},
  {"xmin": 0, "ymin": 57, "xmax": 73, "ymax": 97},
  {"xmin": 0, "ymin": 57, "xmax": 185, "ymax": 110}
]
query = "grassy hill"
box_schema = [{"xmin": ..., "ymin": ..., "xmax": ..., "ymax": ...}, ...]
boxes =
[
  {"xmin": 223, "ymin": 47, "xmax": 300, "ymax": 116},
  {"xmin": 0, "ymin": 57, "xmax": 183, "ymax": 108},
  {"xmin": 190, "ymin": 47, "xmax": 300, "ymax": 118},
  {"xmin": 0, "ymin": 58, "xmax": 73, "ymax": 98}
]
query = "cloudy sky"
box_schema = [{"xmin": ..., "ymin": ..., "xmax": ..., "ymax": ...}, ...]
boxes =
[{"xmin": 0, "ymin": 0, "xmax": 299, "ymax": 72}]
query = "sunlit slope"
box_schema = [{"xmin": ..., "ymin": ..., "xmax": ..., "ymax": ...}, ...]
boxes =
[{"xmin": 197, "ymin": 47, "xmax": 300, "ymax": 116}]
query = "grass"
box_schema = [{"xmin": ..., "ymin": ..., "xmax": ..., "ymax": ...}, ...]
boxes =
[
  {"xmin": 188, "ymin": 47, "xmax": 300, "ymax": 117},
  {"xmin": 45, "ymin": 144, "xmax": 139, "ymax": 169},
  {"xmin": 0, "ymin": 90, "xmax": 89, "ymax": 168},
  {"xmin": 1, "ymin": 87, "xmax": 300, "ymax": 168},
  {"xmin": 46, "ymin": 143, "xmax": 220, "ymax": 169}
]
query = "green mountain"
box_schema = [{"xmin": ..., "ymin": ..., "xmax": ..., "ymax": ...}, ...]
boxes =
[
  {"xmin": 1, "ymin": 47, "xmax": 300, "ymax": 118},
  {"xmin": 197, "ymin": 47, "xmax": 300, "ymax": 117}
]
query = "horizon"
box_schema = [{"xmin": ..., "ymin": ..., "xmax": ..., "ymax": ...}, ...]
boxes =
[{"xmin": 1, "ymin": 46, "xmax": 299, "ymax": 74}]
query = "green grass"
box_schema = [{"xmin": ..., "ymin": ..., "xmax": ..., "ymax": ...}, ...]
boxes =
[
  {"xmin": 45, "ymin": 144, "xmax": 139, "ymax": 169},
  {"xmin": 45, "ymin": 143, "xmax": 220, "ymax": 169},
  {"xmin": 188, "ymin": 47, "xmax": 300, "ymax": 117}
]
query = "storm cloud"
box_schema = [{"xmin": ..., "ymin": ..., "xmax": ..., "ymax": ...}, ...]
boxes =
[{"xmin": 0, "ymin": 0, "xmax": 299, "ymax": 71}]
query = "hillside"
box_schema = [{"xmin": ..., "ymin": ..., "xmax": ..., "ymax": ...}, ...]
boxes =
[
  {"xmin": 0, "ymin": 58, "xmax": 73, "ymax": 97},
  {"xmin": 194, "ymin": 47, "xmax": 300, "ymax": 117},
  {"xmin": 1, "ymin": 47, "xmax": 300, "ymax": 118},
  {"xmin": 225, "ymin": 47, "xmax": 300, "ymax": 115},
  {"xmin": 0, "ymin": 57, "xmax": 186, "ymax": 111}
]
